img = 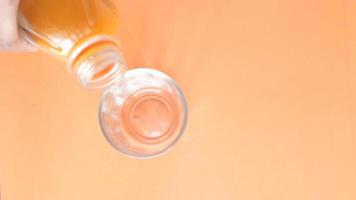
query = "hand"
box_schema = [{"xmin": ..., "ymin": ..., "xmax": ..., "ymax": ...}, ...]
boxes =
[{"xmin": 0, "ymin": 0, "xmax": 35, "ymax": 51}]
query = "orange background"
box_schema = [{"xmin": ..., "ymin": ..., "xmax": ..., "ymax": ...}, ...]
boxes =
[{"xmin": 1, "ymin": 0, "xmax": 356, "ymax": 199}]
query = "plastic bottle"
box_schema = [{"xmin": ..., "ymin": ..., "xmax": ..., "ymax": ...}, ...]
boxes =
[{"xmin": 19, "ymin": 0, "xmax": 188, "ymax": 158}]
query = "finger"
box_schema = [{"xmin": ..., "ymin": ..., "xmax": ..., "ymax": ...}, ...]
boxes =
[
  {"xmin": 0, "ymin": 36, "xmax": 37, "ymax": 52},
  {"xmin": 0, "ymin": 0, "xmax": 37, "ymax": 51},
  {"xmin": 0, "ymin": 0, "xmax": 20, "ymax": 44}
]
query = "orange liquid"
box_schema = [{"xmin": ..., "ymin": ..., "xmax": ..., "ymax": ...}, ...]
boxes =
[{"xmin": 19, "ymin": 0, "xmax": 119, "ymax": 57}]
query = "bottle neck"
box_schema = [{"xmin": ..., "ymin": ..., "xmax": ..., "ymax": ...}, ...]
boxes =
[{"xmin": 68, "ymin": 36, "xmax": 126, "ymax": 91}]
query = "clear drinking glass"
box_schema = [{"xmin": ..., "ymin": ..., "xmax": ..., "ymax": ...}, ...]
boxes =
[
  {"xmin": 18, "ymin": 0, "xmax": 188, "ymax": 158},
  {"xmin": 100, "ymin": 68, "xmax": 188, "ymax": 157}
]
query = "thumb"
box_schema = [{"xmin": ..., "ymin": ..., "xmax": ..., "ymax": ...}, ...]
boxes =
[
  {"xmin": 0, "ymin": 0, "xmax": 36, "ymax": 51},
  {"xmin": 0, "ymin": 0, "xmax": 20, "ymax": 43}
]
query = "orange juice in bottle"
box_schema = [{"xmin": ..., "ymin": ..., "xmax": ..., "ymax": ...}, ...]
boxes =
[
  {"xmin": 18, "ymin": 0, "xmax": 188, "ymax": 158},
  {"xmin": 19, "ymin": 0, "xmax": 124, "ymax": 90}
]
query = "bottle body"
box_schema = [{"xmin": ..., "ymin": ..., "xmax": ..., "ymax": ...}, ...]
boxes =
[
  {"xmin": 19, "ymin": 0, "xmax": 125, "ymax": 90},
  {"xmin": 19, "ymin": 0, "xmax": 119, "ymax": 57}
]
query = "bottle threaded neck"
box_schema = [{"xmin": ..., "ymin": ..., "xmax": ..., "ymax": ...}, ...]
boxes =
[{"xmin": 68, "ymin": 36, "xmax": 126, "ymax": 91}]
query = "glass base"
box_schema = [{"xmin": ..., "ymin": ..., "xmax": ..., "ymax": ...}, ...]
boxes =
[{"xmin": 99, "ymin": 68, "xmax": 188, "ymax": 158}]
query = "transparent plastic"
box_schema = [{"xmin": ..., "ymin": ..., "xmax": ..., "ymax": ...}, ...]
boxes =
[{"xmin": 18, "ymin": 0, "xmax": 188, "ymax": 158}]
